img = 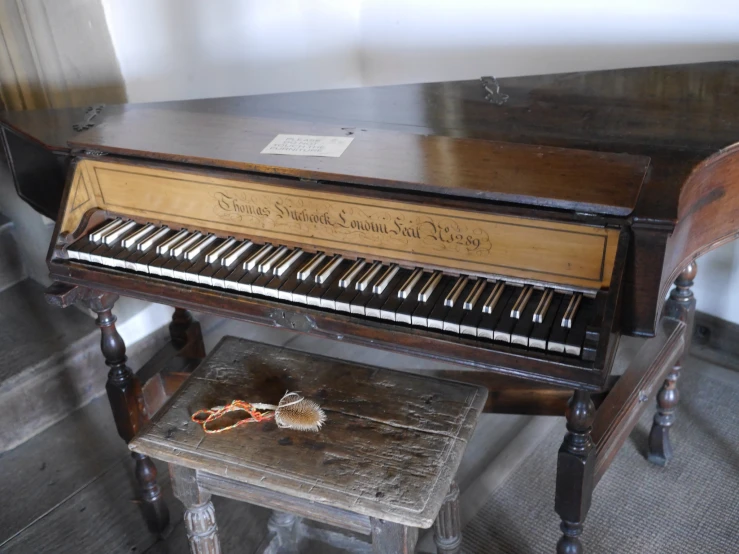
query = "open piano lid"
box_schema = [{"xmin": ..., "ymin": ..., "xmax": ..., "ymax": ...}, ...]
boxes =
[{"xmin": 66, "ymin": 107, "xmax": 648, "ymax": 217}]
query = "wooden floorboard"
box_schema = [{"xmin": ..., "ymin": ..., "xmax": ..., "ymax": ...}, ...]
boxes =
[
  {"xmin": 0, "ymin": 456, "xmax": 182, "ymax": 554},
  {"xmin": 0, "ymin": 396, "xmax": 125, "ymax": 546}
]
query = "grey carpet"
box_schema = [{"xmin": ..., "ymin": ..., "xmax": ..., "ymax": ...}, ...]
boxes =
[{"xmin": 463, "ymin": 356, "xmax": 739, "ymax": 554}]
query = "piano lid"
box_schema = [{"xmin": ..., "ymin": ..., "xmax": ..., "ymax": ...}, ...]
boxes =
[
  {"xmin": 68, "ymin": 109, "xmax": 648, "ymax": 217},
  {"xmin": 5, "ymin": 61, "xmax": 738, "ymax": 220}
]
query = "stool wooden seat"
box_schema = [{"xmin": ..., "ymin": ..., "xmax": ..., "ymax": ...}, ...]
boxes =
[{"xmin": 130, "ymin": 336, "xmax": 487, "ymax": 553}]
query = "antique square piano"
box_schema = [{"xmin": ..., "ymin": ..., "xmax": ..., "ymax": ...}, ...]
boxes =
[{"xmin": 2, "ymin": 62, "xmax": 738, "ymax": 553}]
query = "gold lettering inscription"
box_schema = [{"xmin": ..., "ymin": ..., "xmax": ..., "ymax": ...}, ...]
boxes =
[{"xmin": 211, "ymin": 190, "xmax": 491, "ymax": 257}]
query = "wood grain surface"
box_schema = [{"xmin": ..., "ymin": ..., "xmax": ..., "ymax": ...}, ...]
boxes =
[{"xmin": 130, "ymin": 336, "xmax": 487, "ymax": 528}]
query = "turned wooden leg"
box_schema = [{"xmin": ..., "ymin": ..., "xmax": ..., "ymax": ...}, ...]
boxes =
[
  {"xmin": 370, "ymin": 518, "xmax": 418, "ymax": 554},
  {"xmin": 170, "ymin": 307, "xmax": 206, "ymax": 359},
  {"xmin": 170, "ymin": 465, "xmax": 221, "ymax": 554},
  {"xmin": 555, "ymin": 390, "xmax": 596, "ymax": 554},
  {"xmin": 265, "ymin": 511, "xmax": 298, "ymax": 552},
  {"xmin": 83, "ymin": 290, "xmax": 170, "ymax": 533},
  {"xmin": 434, "ymin": 481, "xmax": 461, "ymax": 554},
  {"xmin": 648, "ymin": 262, "xmax": 697, "ymax": 466}
]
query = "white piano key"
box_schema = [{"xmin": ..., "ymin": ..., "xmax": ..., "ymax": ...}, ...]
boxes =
[
  {"xmin": 463, "ymin": 279, "xmax": 486, "ymax": 310},
  {"xmin": 222, "ymin": 240, "xmax": 252, "ymax": 267},
  {"xmin": 275, "ymin": 249, "xmax": 303, "ymax": 276},
  {"xmin": 90, "ymin": 218, "xmax": 123, "ymax": 243},
  {"xmin": 297, "ymin": 253, "xmax": 325, "ymax": 280},
  {"xmin": 355, "ymin": 262, "xmax": 382, "ymax": 291},
  {"xmin": 562, "ymin": 293, "xmax": 582, "ymax": 329},
  {"xmin": 418, "ymin": 271, "xmax": 442, "ymax": 302},
  {"xmin": 444, "ymin": 276, "xmax": 467, "ymax": 308},
  {"xmin": 103, "ymin": 220, "xmax": 137, "ymax": 246},
  {"xmin": 186, "ymin": 235, "xmax": 217, "ymax": 261},
  {"xmin": 258, "ymin": 246, "xmax": 288, "ymax": 273},
  {"xmin": 533, "ymin": 289, "xmax": 554, "ymax": 323},
  {"xmin": 205, "ymin": 238, "xmax": 236, "ymax": 264},
  {"xmin": 315, "ymin": 255, "xmax": 343, "ymax": 284},
  {"xmin": 372, "ymin": 264, "xmax": 399, "ymax": 294},
  {"xmin": 156, "ymin": 230, "xmax": 189, "ymax": 256},
  {"xmin": 171, "ymin": 232, "xmax": 202, "ymax": 258},
  {"xmin": 511, "ymin": 285, "xmax": 533, "ymax": 319},
  {"xmin": 397, "ymin": 268, "xmax": 422, "ymax": 299},
  {"xmin": 482, "ymin": 281, "xmax": 504, "ymax": 313},
  {"xmin": 339, "ymin": 259, "xmax": 365, "ymax": 288},
  {"xmin": 121, "ymin": 224, "xmax": 156, "ymax": 249},
  {"xmin": 138, "ymin": 227, "xmax": 170, "ymax": 252},
  {"xmin": 244, "ymin": 244, "xmax": 273, "ymax": 271}
]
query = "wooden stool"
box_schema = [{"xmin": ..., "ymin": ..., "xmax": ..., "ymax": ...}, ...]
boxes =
[{"xmin": 130, "ymin": 336, "xmax": 487, "ymax": 553}]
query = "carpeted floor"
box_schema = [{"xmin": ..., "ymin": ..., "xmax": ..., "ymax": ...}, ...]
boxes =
[{"xmin": 463, "ymin": 356, "xmax": 739, "ymax": 554}]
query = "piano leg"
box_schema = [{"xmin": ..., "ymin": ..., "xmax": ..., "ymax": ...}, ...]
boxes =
[
  {"xmin": 648, "ymin": 262, "xmax": 697, "ymax": 466},
  {"xmin": 169, "ymin": 307, "xmax": 206, "ymax": 359},
  {"xmin": 555, "ymin": 390, "xmax": 595, "ymax": 554},
  {"xmin": 81, "ymin": 290, "xmax": 171, "ymax": 534}
]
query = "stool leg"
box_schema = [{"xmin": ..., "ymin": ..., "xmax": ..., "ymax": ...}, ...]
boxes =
[
  {"xmin": 82, "ymin": 290, "xmax": 169, "ymax": 533},
  {"xmin": 648, "ymin": 262, "xmax": 697, "ymax": 466},
  {"xmin": 434, "ymin": 481, "xmax": 462, "ymax": 554},
  {"xmin": 170, "ymin": 465, "xmax": 221, "ymax": 554},
  {"xmin": 370, "ymin": 519, "xmax": 418, "ymax": 554},
  {"xmin": 555, "ymin": 390, "xmax": 595, "ymax": 554}
]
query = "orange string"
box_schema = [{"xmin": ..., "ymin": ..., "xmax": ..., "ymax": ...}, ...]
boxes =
[{"xmin": 191, "ymin": 400, "xmax": 274, "ymax": 434}]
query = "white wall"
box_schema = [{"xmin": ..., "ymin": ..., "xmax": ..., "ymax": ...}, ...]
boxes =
[{"xmin": 102, "ymin": 0, "xmax": 739, "ymax": 321}]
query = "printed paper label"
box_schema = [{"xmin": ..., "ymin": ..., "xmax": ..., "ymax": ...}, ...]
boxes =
[{"xmin": 261, "ymin": 134, "xmax": 354, "ymax": 157}]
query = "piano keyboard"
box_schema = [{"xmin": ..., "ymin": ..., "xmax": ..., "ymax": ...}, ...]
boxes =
[{"xmin": 67, "ymin": 218, "xmax": 597, "ymax": 358}]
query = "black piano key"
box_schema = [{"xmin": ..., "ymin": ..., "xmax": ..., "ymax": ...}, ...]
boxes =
[
  {"xmin": 476, "ymin": 286, "xmax": 514, "ymax": 340},
  {"xmin": 492, "ymin": 289, "xmax": 522, "ymax": 342},
  {"xmin": 412, "ymin": 276, "xmax": 455, "ymax": 328},
  {"xmin": 510, "ymin": 289, "xmax": 544, "ymax": 346},
  {"xmin": 564, "ymin": 298, "xmax": 595, "ymax": 357},
  {"xmin": 307, "ymin": 259, "xmax": 349, "ymax": 307},
  {"xmin": 547, "ymin": 296, "xmax": 574, "ymax": 353},
  {"xmin": 365, "ymin": 268, "xmax": 411, "ymax": 319},
  {"xmin": 443, "ymin": 279, "xmax": 478, "ymax": 333},
  {"xmin": 529, "ymin": 294, "xmax": 564, "ymax": 350}
]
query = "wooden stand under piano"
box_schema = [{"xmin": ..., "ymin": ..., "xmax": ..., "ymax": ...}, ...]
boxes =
[{"xmin": 2, "ymin": 61, "xmax": 738, "ymax": 553}]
